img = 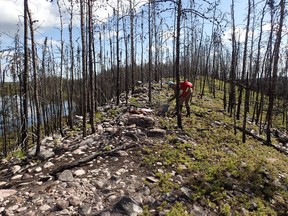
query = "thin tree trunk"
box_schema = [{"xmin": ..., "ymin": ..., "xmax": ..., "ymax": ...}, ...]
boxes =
[
  {"xmin": 175, "ymin": 0, "xmax": 182, "ymax": 129},
  {"xmin": 228, "ymin": 0, "xmax": 237, "ymax": 135},
  {"xmin": 140, "ymin": 10, "xmax": 144, "ymax": 83},
  {"xmin": 148, "ymin": 0, "xmax": 152, "ymax": 103},
  {"xmin": 266, "ymin": 0, "xmax": 285, "ymax": 143},
  {"xmin": 0, "ymin": 59, "xmax": 8, "ymax": 157},
  {"xmin": 228, "ymin": 0, "xmax": 236, "ymax": 118},
  {"xmin": 41, "ymin": 38, "xmax": 50, "ymax": 136},
  {"xmin": 116, "ymin": 2, "xmax": 120, "ymax": 105},
  {"xmin": 88, "ymin": 0, "xmax": 95, "ymax": 133},
  {"xmin": 22, "ymin": 0, "xmax": 29, "ymax": 154},
  {"xmin": 237, "ymin": 0, "xmax": 251, "ymax": 121},
  {"xmin": 57, "ymin": 0, "xmax": 64, "ymax": 137},
  {"xmin": 251, "ymin": 4, "xmax": 266, "ymax": 123},
  {"xmin": 130, "ymin": 0, "xmax": 135, "ymax": 94},
  {"xmin": 27, "ymin": 9, "xmax": 41, "ymax": 155},
  {"xmin": 67, "ymin": 0, "xmax": 74, "ymax": 129},
  {"xmin": 122, "ymin": 13, "xmax": 129, "ymax": 105},
  {"xmin": 80, "ymin": 0, "xmax": 87, "ymax": 137},
  {"xmin": 241, "ymin": 0, "xmax": 251, "ymax": 143},
  {"xmin": 153, "ymin": 1, "xmax": 159, "ymax": 83}
]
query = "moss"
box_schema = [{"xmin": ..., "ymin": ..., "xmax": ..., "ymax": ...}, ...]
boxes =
[
  {"xmin": 220, "ymin": 203, "xmax": 231, "ymax": 216},
  {"xmin": 166, "ymin": 202, "xmax": 191, "ymax": 216},
  {"xmin": 141, "ymin": 205, "xmax": 152, "ymax": 216},
  {"xmin": 140, "ymin": 81, "xmax": 288, "ymax": 215},
  {"xmin": 6, "ymin": 148, "xmax": 26, "ymax": 160}
]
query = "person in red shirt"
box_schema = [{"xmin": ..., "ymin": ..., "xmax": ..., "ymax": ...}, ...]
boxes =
[{"xmin": 168, "ymin": 80, "xmax": 193, "ymax": 116}]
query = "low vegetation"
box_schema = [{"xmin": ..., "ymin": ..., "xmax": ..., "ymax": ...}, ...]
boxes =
[
  {"xmin": 140, "ymin": 83, "xmax": 288, "ymax": 215},
  {"xmin": 1, "ymin": 81, "xmax": 287, "ymax": 215}
]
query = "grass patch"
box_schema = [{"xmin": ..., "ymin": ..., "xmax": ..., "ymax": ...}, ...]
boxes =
[{"xmin": 141, "ymin": 83, "xmax": 288, "ymax": 215}]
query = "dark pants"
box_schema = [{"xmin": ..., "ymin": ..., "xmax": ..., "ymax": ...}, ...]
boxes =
[{"xmin": 179, "ymin": 89, "xmax": 192, "ymax": 116}]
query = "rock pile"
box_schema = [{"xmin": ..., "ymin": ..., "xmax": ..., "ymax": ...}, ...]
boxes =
[
  {"xmin": 1, "ymin": 85, "xmax": 287, "ymax": 215},
  {"xmin": 0, "ymin": 86, "xmax": 203, "ymax": 216}
]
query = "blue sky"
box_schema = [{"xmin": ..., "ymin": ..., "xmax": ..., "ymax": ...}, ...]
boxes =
[
  {"xmin": 0, "ymin": 0, "xmax": 250, "ymax": 48},
  {"xmin": 0, "ymin": 0, "xmax": 257, "ymax": 82},
  {"xmin": 0, "ymin": 0, "xmax": 267, "ymax": 74}
]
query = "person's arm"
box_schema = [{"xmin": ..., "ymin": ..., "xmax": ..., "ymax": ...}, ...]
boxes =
[{"xmin": 168, "ymin": 87, "xmax": 177, "ymax": 102}]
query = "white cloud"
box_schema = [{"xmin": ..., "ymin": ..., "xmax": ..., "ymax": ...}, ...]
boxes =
[
  {"xmin": 222, "ymin": 26, "xmax": 258, "ymax": 46},
  {"xmin": 0, "ymin": 0, "xmax": 148, "ymax": 49},
  {"xmin": 0, "ymin": 0, "xmax": 147, "ymax": 31},
  {"xmin": 28, "ymin": 0, "xmax": 60, "ymax": 28},
  {"xmin": 0, "ymin": 0, "xmax": 60, "ymax": 36}
]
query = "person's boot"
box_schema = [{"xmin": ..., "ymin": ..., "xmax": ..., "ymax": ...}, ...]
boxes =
[{"xmin": 186, "ymin": 106, "xmax": 191, "ymax": 117}]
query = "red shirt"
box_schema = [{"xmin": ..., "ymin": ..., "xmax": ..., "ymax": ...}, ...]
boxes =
[{"xmin": 180, "ymin": 81, "xmax": 193, "ymax": 97}]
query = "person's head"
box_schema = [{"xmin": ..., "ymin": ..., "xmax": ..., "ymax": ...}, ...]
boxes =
[{"xmin": 168, "ymin": 81, "xmax": 175, "ymax": 88}]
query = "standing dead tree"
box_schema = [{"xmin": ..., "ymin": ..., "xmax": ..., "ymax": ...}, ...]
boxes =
[
  {"xmin": 88, "ymin": 0, "xmax": 96, "ymax": 134},
  {"xmin": 21, "ymin": 0, "xmax": 29, "ymax": 154},
  {"xmin": 27, "ymin": 8, "xmax": 41, "ymax": 155},
  {"xmin": 80, "ymin": 0, "xmax": 87, "ymax": 137},
  {"xmin": 266, "ymin": 0, "xmax": 285, "ymax": 143},
  {"xmin": 228, "ymin": 0, "xmax": 237, "ymax": 135}
]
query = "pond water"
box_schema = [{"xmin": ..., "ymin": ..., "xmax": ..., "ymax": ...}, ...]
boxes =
[{"xmin": 0, "ymin": 96, "xmax": 70, "ymax": 134}]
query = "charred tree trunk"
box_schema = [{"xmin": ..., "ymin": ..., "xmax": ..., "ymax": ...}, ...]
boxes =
[
  {"xmin": 241, "ymin": 0, "xmax": 251, "ymax": 143},
  {"xmin": 122, "ymin": 13, "xmax": 129, "ymax": 105},
  {"xmin": 148, "ymin": 0, "xmax": 152, "ymax": 103},
  {"xmin": 130, "ymin": 0, "xmax": 135, "ymax": 94},
  {"xmin": 228, "ymin": 0, "xmax": 237, "ymax": 135},
  {"xmin": 27, "ymin": 9, "xmax": 41, "ymax": 155},
  {"xmin": 0, "ymin": 58, "xmax": 8, "ymax": 156},
  {"xmin": 237, "ymin": 0, "xmax": 251, "ymax": 122},
  {"xmin": 22, "ymin": 0, "xmax": 29, "ymax": 154},
  {"xmin": 252, "ymin": 4, "xmax": 266, "ymax": 123},
  {"xmin": 175, "ymin": 0, "xmax": 182, "ymax": 129},
  {"xmin": 116, "ymin": 2, "xmax": 120, "ymax": 105},
  {"xmin": 88, "ymin": 0, "xmax": 95, "ymax": 134},
  {"xmin": 67, "ymin": 0, "xmax": 75, "ymax": 129},
  {"xmin": 57, "ymin": 1, "xmax": 64, "ymax": 137},
  {"xmin": 266, "ymin": 0, "xmax": 285, "ymax": 143},
  {"xmin": 80, "ymin": 0, "xmax": 87, "ymax": 137}
]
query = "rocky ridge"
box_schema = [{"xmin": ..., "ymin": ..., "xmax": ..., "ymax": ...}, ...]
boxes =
[
  {"xmin": 0, "ymin": 84, "xmax": 287, "ymax": 215},
  {"xmin": 0, "ymin": 85, "xmax": 204, "ymax": 216}
]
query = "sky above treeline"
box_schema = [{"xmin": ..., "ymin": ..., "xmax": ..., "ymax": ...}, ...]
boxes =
[{"xmin": 0, "ymin": 0, "xmax": 251, "ymax": 50}]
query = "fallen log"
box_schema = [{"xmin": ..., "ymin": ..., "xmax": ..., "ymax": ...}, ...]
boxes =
[
  {"xmin": 236, "ymin": 126, "xmax": 288, "ymax": 156},
  {"xmin": 49, "ymin": 143, "xmax": 135, "ymax": 177}
]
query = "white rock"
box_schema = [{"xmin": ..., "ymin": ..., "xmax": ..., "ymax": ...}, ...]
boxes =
[
  {"xmin": 12, "ymin": 165, "xmax": 21, "ymax": 174},
  {"xmin": 0, "ymin": 182, "xmax": 7, "ymax": 187},
  {"xmin": 8, "ymin": 204, "xmax": 19, "ymax": 211},
  {"xmin": 39, "ymin": 204, "xmax": 51, "ymax": 211},
  {"xmin": 108, "ymin": 194, "xmax": 117, "ymax": 202},
  {"xmin": 117, "ymin": 150, "xmax": 128, "ymax": 156},
  {"xmin": 17, "ymin": 207, "xmax": 28, "ymax": 212},
  {"xmin": 11, "ymin": 174, "xmax": 22, "ymax": 180},
  {"xmin": 74, "ymin": 169, "xmax": 86, "ymax": 176},
  {"xmin": 146, "ymin": 176, "xmax": 159, "ymax": 183},
  {"xmin": 35, "ymin": 167, "xmax": 42, "ymax": 172},
  {"xmin": 95, "ymin": 179, "xmax": 106, "ymax": 189},
  {"xmin": 115, "ymin": 168, "xmax": 127, "ymax": 175},
  {"xmin": 44, "ymin": 161, "xmax": 54, "ymax": 169},
  {"xmin": 0, "ymin": 189, "xmax": 17, "ymax": 198},
  {"xmin": 59, "ymin": 170, "xmax": 74, "ymax": 182},
  {"xmin": 1, "ymin": 159, "xmax": 8, "ymax": 163},
  {"xmin": 72, "ymin": 148, "xmax": 85, "ymax": 155}
]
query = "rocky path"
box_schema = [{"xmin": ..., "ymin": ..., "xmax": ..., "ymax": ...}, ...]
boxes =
[
  {"xmin": 0, "ymin": 110, "xmax": 168, "ymax": 215},
  {"xmin": 0, "ymin": 86, "xmax": 203, "ymax": 216},
  {"xmin": 1, "ymin": 86, "xmax": 287, "ymax": 216}
]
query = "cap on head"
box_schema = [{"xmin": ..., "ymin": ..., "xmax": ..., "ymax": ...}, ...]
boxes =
[{"xmin": 168, "ymin": 81, "xmax": 174, "ymax": 87}]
